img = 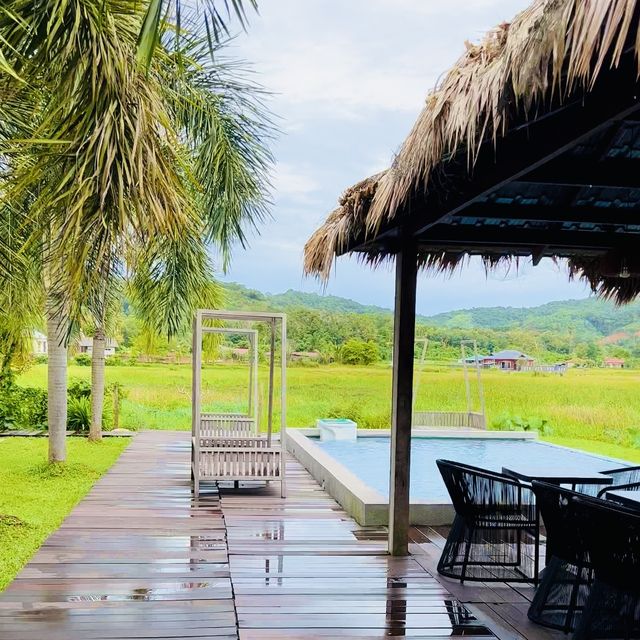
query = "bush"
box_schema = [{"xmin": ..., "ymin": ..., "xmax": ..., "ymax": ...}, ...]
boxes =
[
  {"xmin": 0, "ymin": 384, "xmax": 47, "ymax": 431},
  {"xmin": 325, "ymin": 402, "xmax": 364, "ymax": 424},
  {"xmin": 33, "ymin": 354, "xmax": 48, "ymax": 365},
  {"xmin": 339, "ymin": 339, "xmax": 379, "ymax": 366},
  {"xmin": 67, "ymin": 396, "xmax": 91, "ymax": 432},
  {"xmin": 492, "ymin": 412, "xmax": 553, "ymax": 436},
  {"xmin": 74, "ymin": 353, "xmax": 92, "ymax": 366},
  {"xmin": 68, "ymin": 379, "xmax": 91, "ymax": 399},
  {"xmin": 0, "ymin": 377, "xmax": 122, "ymax": 432},
  {"xmin": 105, "ymin": 355, "xmax": 130, "ymax": 366}
]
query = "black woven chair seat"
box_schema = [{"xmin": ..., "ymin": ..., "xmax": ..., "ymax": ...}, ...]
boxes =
[
  {"xmin": 471, "ymin": 509, "xmax": 537, "ymax": 527},
  {"xmin": 578, "ymin": 465, "xmax": 640, "ymax": 496},
  {"xmin": 436, "ymin": 459, "xmax": 540, "ymax": 584},
  {"xmin": 528, "ymin": 482, "xmax": 596, "ymax": 633},
  {"xmin": 571, "ymin": 497, "xmax": 640, "ymax": 640}
]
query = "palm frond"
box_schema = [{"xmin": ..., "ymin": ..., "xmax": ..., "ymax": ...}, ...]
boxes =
[
  {"xmin": 162, "ymin": 37, "xmax": 273, "ymax": 267},
  {"xmin": 129, "ymin": 229, "xmax": 221, "ymax": 338},
  {"xmin": 138, "ymin": 0, "xmax": 258, "ymax": 68}
]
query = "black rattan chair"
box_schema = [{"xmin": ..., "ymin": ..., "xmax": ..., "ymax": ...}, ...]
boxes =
[
  {"xmin": 578, "ymin": 465, "xmax": 640, "ymax": 496},
  {"xmin": 571, "ymin": 496, "xmax": 640, "ymax": 640},
  {"xmin": 436, "ymin": 459, "xmax": 539, "ymax": 584},
  {"xmin": 528, "ymin": 481, "xmax": 596, "ymax": 633}
]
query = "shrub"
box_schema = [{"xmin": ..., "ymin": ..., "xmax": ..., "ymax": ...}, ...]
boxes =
[
  {"xmin": 492, "ymin": 412, "xmax": 553, "ymax": 436},
  {"xmin": 18, "ymin": 387, "xmax": 48, "ymax": 430},
  {"xmin": 360, "ymin": 410, "xmax": 391, "ymax": 429},
  {"xmin": 67, "ymin": 396, "xmax": 91, "ymax": 432},
  {"xmin": 68, "ymin": 379, "xmax": 91, "ymax": 399},
  {"xmin": 74, "ymin": 353, "xmax": 92, "ymax": 366},
  {"xmin": 340, "ymin": 339, "xmax": 379, "ymax": 366},
  {"xmin": 325, "ymin": 402, "xmax": 364, "ymax": 424},
  {"xmin": 0, "ymin": 384, "xmax": 47, "ymax": 431},
  {"xmin": 33, "ymin": 354, "xmax": 48, "ymax": 365}
]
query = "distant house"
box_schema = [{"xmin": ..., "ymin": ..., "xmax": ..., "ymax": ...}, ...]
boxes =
[
  {"xmin": 483, "ymin": 349, "xmax": 535, "ymax": 371},
  {"xmin": 32, "ymin": 331, "xmax": 48, "ymax": 355},
  {"xmin": 290, "ymin": 351, "xmax": 320, "ymax": 361},
  {"xmin": 77, "ymin": 335, "xmax": 118, "ymax": 357},
  {"xmin": 461, "ymin": 354, "xmax": 488, "ymax": 364},
  {"xmin": 604, "ymin": 357, "xmax": 625, "ymax": 369}
]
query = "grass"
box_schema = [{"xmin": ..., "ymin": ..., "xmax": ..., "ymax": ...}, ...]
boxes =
[
  {"xmin": 0, "ymin": 437, "xmax": 130, "ymax": 591},
  {"xmin": 16, "ymin": 363, "xmax": 640, "ymax": 461}
]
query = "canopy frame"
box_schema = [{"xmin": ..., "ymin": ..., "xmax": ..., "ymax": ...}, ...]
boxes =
[{"xmin": 191, "ymin": 310, "xmax": 287, "ymax": 497}]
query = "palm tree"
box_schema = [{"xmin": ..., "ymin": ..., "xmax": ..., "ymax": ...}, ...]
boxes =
[{"xmin": 0, "ymin": 1, "xmax": 271, "ymax": 460}]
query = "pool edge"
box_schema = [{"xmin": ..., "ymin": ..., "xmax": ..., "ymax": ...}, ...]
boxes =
[{"xmin": 286, "ymin": 429, "xmax": 458, "ymax": 526}]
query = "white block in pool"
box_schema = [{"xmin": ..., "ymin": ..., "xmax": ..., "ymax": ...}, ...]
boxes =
[{"xmin": 317, "ymin": 418, "xmax": 357, "ymax": 442}]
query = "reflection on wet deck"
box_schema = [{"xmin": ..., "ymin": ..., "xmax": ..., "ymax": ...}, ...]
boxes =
[{"xmin": 0, "ymin": 431, "xmax": 496, "ymax": 639}]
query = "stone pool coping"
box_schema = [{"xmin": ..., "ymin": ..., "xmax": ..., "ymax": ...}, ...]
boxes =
[{"xmin": 286, "ymin": 428, "xmax": 538, "ymax": 526}]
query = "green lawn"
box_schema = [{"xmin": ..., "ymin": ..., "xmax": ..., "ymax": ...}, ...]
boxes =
[
  {"xmin": 16, "ymin": 363, "xmax": 640, "ymax": 462},
  {"xmin": 0, "ymin": 438, "xmax": 130, "ymax": 591}
]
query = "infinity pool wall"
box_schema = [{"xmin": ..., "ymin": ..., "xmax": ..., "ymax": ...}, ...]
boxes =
[{"xmin": 286, "ymin": 429, "xmax": 623, "ymax": 526}]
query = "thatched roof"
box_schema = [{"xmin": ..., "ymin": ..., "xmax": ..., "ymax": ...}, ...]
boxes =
[{"xmin": 304, "ymin": 0, "xmax": 640, "ymax": 301}]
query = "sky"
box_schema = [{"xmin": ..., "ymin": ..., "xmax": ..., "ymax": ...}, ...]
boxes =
[{"xmin": 220, "ymin": 0, "xmax": 592, "ymax": 315}]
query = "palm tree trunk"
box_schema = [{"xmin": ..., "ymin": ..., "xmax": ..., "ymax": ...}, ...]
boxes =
[
  {"xmin": 46, "ymin": 297, "xmax": 67, "ymax": 463},
  {"xmin": 90, "ymin": 326, "xmax": 105, "ymax": 442}
]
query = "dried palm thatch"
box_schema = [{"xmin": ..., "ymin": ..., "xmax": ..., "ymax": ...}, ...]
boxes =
[{"xmin": 304, "ymin": 0, "xmax": 640, "ymax": 296}]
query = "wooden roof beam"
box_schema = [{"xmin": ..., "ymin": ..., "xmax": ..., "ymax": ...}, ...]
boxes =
[
  {"xmin": 414, "ymin": 224, "xmax": 637, "ymax": 251},
  {"xmin": 405, "ymin": 61, "xmax": 640, "ymax": 242},
  {"xmin": 455, "ymin": 202, "xmax": 640, "ymax": 227},
  {"xmin": 517, "ymin": 158, "xmax": 640, "ymax": 190}
]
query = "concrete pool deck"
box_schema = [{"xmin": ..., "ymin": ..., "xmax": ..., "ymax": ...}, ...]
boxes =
[{"xmin": 286, "ymin": 428, "xmax": 538, "ymax": 526}]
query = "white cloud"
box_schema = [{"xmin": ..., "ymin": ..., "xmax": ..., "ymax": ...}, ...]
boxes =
[
  {"xmin": 271, "ymin": 162, "xmax": 319, "ymax": 199},
  {"xmin": 232, "ymin": 0, "xmax": 530, "ymax": 123},
  {"xmin": 221, "ymin": 0, "xmax": 594, "ymax": 313}
]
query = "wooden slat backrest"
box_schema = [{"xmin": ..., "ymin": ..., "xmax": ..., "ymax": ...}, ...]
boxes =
[{"xmin": 413, "ymin": 411, "xmax": 486, "ymax": 429}]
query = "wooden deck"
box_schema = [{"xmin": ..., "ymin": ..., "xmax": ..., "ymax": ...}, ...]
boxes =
[{"xmin": 0, "ymin": 431, "xmax": 559, "ymax": 639}]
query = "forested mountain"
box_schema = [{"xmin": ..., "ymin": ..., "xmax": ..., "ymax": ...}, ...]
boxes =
[
  {"xmin": 222, "ymin": 282, "xmax": 392, "ymax": 316},
  {"xmin": 118, "ymin": 283, "xmax": 640, "ymax": 365},
  {"xmin": 222, "ymin": 283, "xmax": 640, "ymax": 342},
  {"xmin": 425, "ymin": 298, "xmax": 640, "ymax": 339},
  {"xmin": 214, "ymin": 283, "xmax": 640, "ymax": 365}
]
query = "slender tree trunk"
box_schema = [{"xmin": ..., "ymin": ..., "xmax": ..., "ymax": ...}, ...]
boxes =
[
  {"xmin": 46, "ymin": 297, "xmax": 67, "ymax": 463},
  {"xmin": 90, "ymin": 326, "xmax": 105, "ymax": 442}
]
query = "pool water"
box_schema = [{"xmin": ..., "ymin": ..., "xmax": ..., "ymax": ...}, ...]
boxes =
[{"xmin": 314, "ymin": 437, "xmax": 624, "ymax": 501}]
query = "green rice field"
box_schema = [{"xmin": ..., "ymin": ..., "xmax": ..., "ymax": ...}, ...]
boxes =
[{"xmin": 16, "ymin": 363, "xmax": 640, "ymax": 462}]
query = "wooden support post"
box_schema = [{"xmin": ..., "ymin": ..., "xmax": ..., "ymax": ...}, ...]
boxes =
[
  {"xmin": 192, "ymin": 313, "xmax": 202, "ymax": 495},
  {"xmin": 267, "ymin": 319, "xmax": 276, "ymax": 447},
  {"xmin": 388, "ymin": 245, "xmax": 418, "ymax": 556}
]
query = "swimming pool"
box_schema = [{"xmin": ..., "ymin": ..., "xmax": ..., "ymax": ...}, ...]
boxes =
[{"xmin": 313, "ymin": 436, "xmax": 624, "ymax": 501}]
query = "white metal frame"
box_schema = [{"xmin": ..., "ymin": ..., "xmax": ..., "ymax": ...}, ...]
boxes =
[
  {"xmin": 191, "ymin": 310, "xmax": 287, "ymax": 497},
  {"xmin": 412, "ymin": 338, "xmax": 486, "ymax": 429}
]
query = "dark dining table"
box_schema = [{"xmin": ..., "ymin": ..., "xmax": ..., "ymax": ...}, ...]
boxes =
[
  {"xmin": 502, "ymin": 465, "xmax": 613, "ymax": 491},
  {"xmin": 605, "ymin": 489, "xmax": 640, "ymax": 509},
  {"xmin": 502, "ymin": 465, "xmax": 614, "ymax": 572}
]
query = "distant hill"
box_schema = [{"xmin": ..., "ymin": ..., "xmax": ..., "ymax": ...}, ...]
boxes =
[
  {"xmin": 222, "ymin": 282, "xmax": 640, "ymax": 343},
  {"xmin": 424, "ymin": 298, "xmax": 640, "ymax": 341},
  {"xmin": 222, "ymin": 282, "xmax": 393, "ymax": 316}
]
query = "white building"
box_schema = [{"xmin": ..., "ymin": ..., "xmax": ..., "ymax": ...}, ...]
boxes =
[
  {"xmin": 32, "ymin": 331, "xmax": 48, "ymax": 355},
  {"xmin": 77, "ymin": 334, "xmax": 119, "ymax": 357}
]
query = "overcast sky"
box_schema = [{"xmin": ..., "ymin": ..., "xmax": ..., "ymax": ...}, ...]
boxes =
[{"xmin": 220, "ymin": 0, "xmax": 592, "ymax": 315}]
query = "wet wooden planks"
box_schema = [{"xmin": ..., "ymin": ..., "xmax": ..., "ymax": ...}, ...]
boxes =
[
  {"xmin": 220, "ymin": 456, "xmax": 495, "ymax": 639},
  {"xmin": 0, "ymin": 431, "xmax": 496, "ymax": 640},
  {"xmin": 0, "ymin": 432, "xmax": 236, "ymax": 640},
  {"xmin": 409, "ymin": 526, "xmax": 563, "ymax": 640}
]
